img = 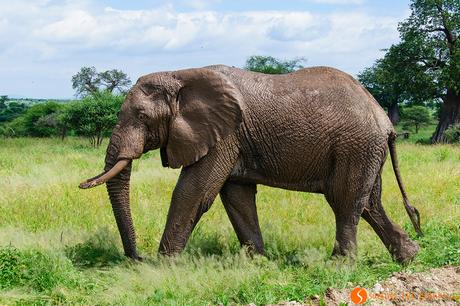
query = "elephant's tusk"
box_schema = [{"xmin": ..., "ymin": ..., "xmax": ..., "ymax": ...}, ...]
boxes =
[{"xmin": 79, "ymin": 159, "xmax": 130, "ymax": 189}]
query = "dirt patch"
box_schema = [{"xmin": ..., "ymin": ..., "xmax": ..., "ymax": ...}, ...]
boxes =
[{"xmin": 264, "ymin": 266, "xmax": 460, "ymax": 305}]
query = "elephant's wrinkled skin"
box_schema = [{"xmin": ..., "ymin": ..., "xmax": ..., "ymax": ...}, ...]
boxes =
[{"xmin": 80, "ymin": 65, "xmax": 422, "ymax": 263}]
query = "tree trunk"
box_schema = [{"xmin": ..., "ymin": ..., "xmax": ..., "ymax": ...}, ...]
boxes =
[
  {"xmin": 60, "ymin": 127, "xmax": 66, "ymax": 141},
  {"xmin": 387, "ymin": 103, "xmax": 400, "ymax": 125},
  {"xmin": 431, "ymin": 91, "xmax": 460, "ymax": 143}
]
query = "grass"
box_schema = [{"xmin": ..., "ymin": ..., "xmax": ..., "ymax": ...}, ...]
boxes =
[{"xmin": 0, "ymin": 134, "xmax": 459, "ymax": 305}]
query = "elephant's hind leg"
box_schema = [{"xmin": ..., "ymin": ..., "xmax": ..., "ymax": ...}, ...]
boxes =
[
  {"xmin": 361, "ymin": 174, "xmax": 419, "ymax": 263},
  {"xmin": 220, "ymin": 181, "xmax": 264, "ymax": 255},
  {"xmin": 325, "ymin": 151, "xmax": 382, "ymax": 260},
  {"xmin": 327, "ymin": 196, "xmax": 367, "ymax": 260}
]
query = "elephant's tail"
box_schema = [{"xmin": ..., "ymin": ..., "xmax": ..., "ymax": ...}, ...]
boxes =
[{"xmin": 388, "ymin": 133, "xmax": 423, "ymax": 236}]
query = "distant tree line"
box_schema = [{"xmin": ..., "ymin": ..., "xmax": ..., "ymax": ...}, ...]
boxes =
[{"xmin": 0, "ymin": 67, "xmax": 130, "ymax": 147}]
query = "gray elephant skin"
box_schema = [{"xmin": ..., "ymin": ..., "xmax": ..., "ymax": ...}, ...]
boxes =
[{"xmin": 80, "ymin": 65, "xmax": 422, "ymax": 263}]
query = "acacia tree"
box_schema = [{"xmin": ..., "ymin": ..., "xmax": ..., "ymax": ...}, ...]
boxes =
[
  {"xmin": 72, "ymin": 67, "xmax": 101, "ymax": 97},
  {"xmin": 396, "ymin": 0, "xmax": 459, "ymax": 142},
  {"xmin": 401, "ymin": 105, "xmax": 433, "ymax": 133},
  {"xmin": 245, "ymin": 55, "xmax": 306, "ymax": 74},
  {"xmin": 99, "ymin": 70, "xmax": 132, "ymax": 94},
  {"xmin": 72, "ymin": 67, "xmax": 132, "ymax": 97}
]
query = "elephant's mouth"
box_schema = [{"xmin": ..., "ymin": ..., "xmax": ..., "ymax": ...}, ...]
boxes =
[{"xmin": 79, "ymin": 159, "xmax": 131, "ymax": 189}]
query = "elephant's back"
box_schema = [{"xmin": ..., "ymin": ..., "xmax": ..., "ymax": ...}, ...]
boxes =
[
  {"xmin": 292, "ymin": 66, "xmax": 393, "ymax": 136},
  {"xmin": 210, "ymin": 65, "xmax": 394, "ymax": 138}
]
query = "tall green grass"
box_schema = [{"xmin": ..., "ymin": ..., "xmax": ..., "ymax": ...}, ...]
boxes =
[{"xmin": 0, "ymin": 137, "xmax": 459, "ymax": 305}]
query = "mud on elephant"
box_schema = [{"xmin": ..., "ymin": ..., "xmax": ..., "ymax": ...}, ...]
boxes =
[{"xmin": 80, "ymin": 65, "xmax": 422, "ymax": 263}]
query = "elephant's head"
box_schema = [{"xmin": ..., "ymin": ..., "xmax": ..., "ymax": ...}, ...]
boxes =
[{"xmin": 78, "ymin": 67, "xmax": 242, "ymax": 259}]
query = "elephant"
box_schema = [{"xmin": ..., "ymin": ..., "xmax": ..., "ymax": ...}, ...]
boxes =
[{"xmin": 80, "ymin": 65, "xmax": 422, "ymax": 263}]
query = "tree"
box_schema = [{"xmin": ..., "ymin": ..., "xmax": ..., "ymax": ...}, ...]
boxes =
[
  {"xmin": 0, "ymin": 95, "xmax": 7, "ymax": 110},
  {"xmin": 35, "ymin": 108, "xmax": 70, "ymax": 140},
  {"xmin": 358, "ymin": 44, "xmax": 438, "ymax": 125},
  {"xmin": 0, "ymin": 101, "xmax": 28, "ymax": 123},
  {"xmin": 401, "ymin": 105, "xmax": 433, "ymax": 133},
  {"xmin": 99, "ymin": 69, "xmax": 132, "ymax": 94},
  {"xmin": 64, "ymin": 91, "xmax": 124, "ymax": 147},
  {"xmin": 7, "ymin": 101, "xmax": 63, "ymax": 137},
  {"xmin": 358, "ymin": 63, "xmax": 402, "ymax": 124},
  {"xmin": 393, "ymin": 0, "xmax": 459, "ymax": 143},
  {"xmin": 72, "ymin": 67, "xmax": 131, "ymax": 97},
  {"xmin": 245, "ymin": 55, "xmax": 306, "ymax": 74},
  {"xmin": 72, "ymin": 66, "xmax": 101, "ymax": 97}
]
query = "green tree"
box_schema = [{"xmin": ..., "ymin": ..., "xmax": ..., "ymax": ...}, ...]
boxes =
[
  {"xmin": 35, "ymin": 107, "xmax": 70, "ymax": 140},
  {"xmin": 245, "ymin": 55, "xmax": 306, "ymax": 74},
  {"xmin": 0, "ymin": 101, "xmax": 28, "ymax": 123},
  {"xmin": 383, "ymin": 0, "xmax": 459, "ymax": 143},
  {"xmin": 72, "ymin": 67, "xmax": 101, "ymax": 97},
  {"xmin": 99, "ymin": 69, "xmax": 132, "ymax": 94},
  {"xmin": 358, "ymin": 63, "xmax": 402, "ymax": 124},
  {"xmin": 401, "ymin": 105, "xmax": 433, "ymax": 133},
  {"xmin": 64, "ymin": 91, "xmax": 124, "ymax": 147},
  {"xmin": 72, "ymin": 67, "xmax": 131, "ymax": 97},
  {"xmin": 358, "ymin": 44, "xmax": 438, "ymax": 125},
  {"xmin": 7, "ymin": 102, "xmax": 63, "ymax": 137},
  {"xmin": 0, "ymin": 95, "xmax": 7, "ymax": 110}
]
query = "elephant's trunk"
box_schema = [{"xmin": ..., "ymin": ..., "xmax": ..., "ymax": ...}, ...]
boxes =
[
  {"xmin": 79, "ymin": 134, "xmax": 141, "ymax": 260},
  {"xmin": 104, "ymin": 137, "xmax": 141, "ymax": 260}
]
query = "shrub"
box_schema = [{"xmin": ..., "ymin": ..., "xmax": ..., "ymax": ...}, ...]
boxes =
[
  {"xmin": 444, "ymin": 124, "xmax": 460, "ymax": 143},
  {"xmin": 6, "ymin": 101, "xmax": 63, "ymax": 137},
  {"xmin": 64, "ymin": 91, "xmax": 124, "ymax": 147},
  {"xmin": 400, "ymin": 105, "xmax": 432, "ymax": 134}
]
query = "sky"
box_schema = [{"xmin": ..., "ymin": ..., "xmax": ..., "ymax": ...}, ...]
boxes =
[{"xmin": 0, "ymin": 0, "xmax": 411, "ymax": 98}]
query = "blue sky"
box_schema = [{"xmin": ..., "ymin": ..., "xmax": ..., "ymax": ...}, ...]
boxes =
[{"xmin": 0, "ymin": 0, "xmax": 411, "ymax": 98}]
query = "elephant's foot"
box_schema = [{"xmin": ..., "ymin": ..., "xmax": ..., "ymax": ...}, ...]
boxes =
[
  {"xmin": 331, "ymin": 239, "xmax": 357, "ymax": 262},
  {"xmin": 331, "ymin": 217, "xmax": 359, "ymax": 262},
  {"xmin": 391, "ymin": 238, "xmax": 419, "ymax": 264},
  {"xmin": 125, "ymin": 252, "xmax": 143, "ymax": 262},
  {"xmin": 242, "ymin": 241, "xmax": 265, "ymax": 257}
]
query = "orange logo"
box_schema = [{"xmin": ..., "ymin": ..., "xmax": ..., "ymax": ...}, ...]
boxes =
[{"xmin": 350, "ymin": 287, "xmax": 368, "ymax": 304}]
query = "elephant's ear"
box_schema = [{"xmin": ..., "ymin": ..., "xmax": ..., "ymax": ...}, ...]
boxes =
[{"xmin": 166, "ymin": 68, "xmax": 242, "ymax": 168}]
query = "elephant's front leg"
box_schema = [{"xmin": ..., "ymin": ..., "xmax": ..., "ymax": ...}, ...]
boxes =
[
  {"xmin": 220, "ymin": 181, "xmax": 264, "ymax": 255},
  {"xmin": 158, "ymin": 142, "xmax": 240, "ymax": 255}
]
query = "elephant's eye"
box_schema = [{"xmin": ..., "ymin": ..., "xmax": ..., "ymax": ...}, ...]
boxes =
[{"xmin": 138, "ymin": 113, "xmax": 146, "ymax": 120}]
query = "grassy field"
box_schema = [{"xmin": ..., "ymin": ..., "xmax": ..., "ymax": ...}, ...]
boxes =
[{"xmin": 0, "ymin": 136, "xmax": 459, "ymax": 305}]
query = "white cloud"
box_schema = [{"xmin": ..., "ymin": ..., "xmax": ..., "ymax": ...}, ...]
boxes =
[{"xmin": 0, "ymin": 1, "xmax": 401, "ymax": 98}]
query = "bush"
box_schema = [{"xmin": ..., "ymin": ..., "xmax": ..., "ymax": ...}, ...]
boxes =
[
  {"xmin": 64, "ymin": 91, "xmax": 124, "ymax": 147},
  {"xmin": 6, "ymin": 101, "xmax": 63, "ymax": 137},
  {"xmin": 444, "ymin": 124, "xmax": 460, "ymax": 143},
  {"xmin": 400, "ymin": 105, "xmax": 432, "ymax": 134},
  {"xmin": 0, "ymin": 101, "xmax": 28, "ymax": 123},
  {"xmin": 245, "ymin": 55, "xmax": 305, "ymax": 74}
]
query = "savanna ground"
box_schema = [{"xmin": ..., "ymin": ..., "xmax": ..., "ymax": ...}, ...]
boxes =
[{"xmin": 0, "ymin": 127, "xmax": 459, "ymax": 305}]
